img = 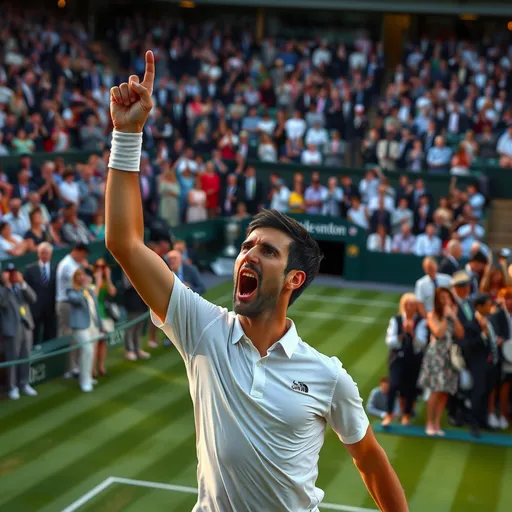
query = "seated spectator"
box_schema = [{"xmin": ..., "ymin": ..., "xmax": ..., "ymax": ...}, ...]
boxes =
[
  {"xmin": 3, "ymin": 198, "xmax": 30, "ymax": 237},
  {"xmin": 11, "ymin": 128, "xmax": 35, "ymax": 155},
  {"xmin": 59, "ymin": 168, "xmax": 80, "ymax": 206},
  {"xmin": 48, "ymin": 213, "xmax": 65, "ymax": 248},
  {"xmin": 300, "ymin": 143, "xmax": 322, "ymax": 166},
  {"xmin": 257, "ymin": 110, "xmax": 276, "ymax": 136},
  {"xmin": 413, "ymin": 195, "xmax": 433, "ymax": 235},
  {"xmin": 368, "ymin": 183, "xmax": 395, "ymax": 213},
  {"xmin": 367, "ymin": 224, "xmax": 392, "ymax": 253},
  {"xmin": 285, "ymin": 110, "xmax": 307, "ymax": 141},
  {"xmin": 497, "ymin": 124, "xmax": 512, "ymax": 168},
  {"xmin": 12, "ymin": 169, "xmax": 35, "ymax": 201},
  {"xmin": 438, "ymin": 240, "xmax": 463, "ymax": 276},
  {"xmin": 61, "ymin": 204, "xmax": 94, "ymax": 245},
  {"xmin": 450, "ymin": 143, "xmax": 471, "ymax": 176},
  {"xmin": 288, "ymin": 180, "xmax": 305, "ymax": 214},
  {"xmin": 391, "ymin": 197, "xmax": 413, "ymax": 236},
  {"xmin": 258, "ymin": 133, "xmax": 278, "ymax": 162},
  {"xmin": 461, "ymin": 130, "xmax": 479, "ymax": 159},
  {"xmin": 347, "ymin": 195, "xmax": 369, "ymax": 230},
  {"xmin": 21, "ymin": 192, "xmax": 51, "ymax": 225},
  {"xmin": 0, "ymin": 220, "xmax": 27, "ymax": 259},
  {"xmin": 89, "ymin": 212, "xmax": 105, "ymax": 240},
  {"xmin": 477, "ymin": 125, "xmax": 498, "ymax": 160},
  {"xmin": 24, "ymin": 208, "xmax": 52, "ymax": 252},
  {"xmin": 413, "ymin": 223, "xmax": 442, "ymax": 257},
  {"xmin": 305, "ymin": 121, "xmax": 328, "ymax": 150},
  {"xmin": 366, "ymin": 377, "xmax": 399, "ymax": 420},
  {"xmin": 391, "ymin": 223, "xmax": 416, "ymax": 255},
  {"xmin": 426, "ymin": 136, "xmax": 452, "ymax": 174}
]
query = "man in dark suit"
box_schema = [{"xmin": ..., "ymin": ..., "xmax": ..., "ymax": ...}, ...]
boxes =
[
  {"xmin": 23, "ymin": 242, "xmax": 57, "ymax": 344},
  {"xmin": 1, "ymin": 263, "xmax": 37, "ymax": 400},
  {"xmin": 220, "ymin": 173, "xmax": 243, "ymax": 217},
  {"xmin": 438, "ymin": 240, "xmax": 462, "ymax": 276},
  {"xmin": 242, "ymin": 166, "xmax": 263, "ymax": 215},
  {"xmin": 167, "ymin": 250, "xmax": 206, "ymax": 295},
  {"xmin": 467, "ymin": 293, "xmax": 499, "ymax": 437},
  {"xmin": 369, "ymin": 198, "xmax": 391, "ymax": 234}
]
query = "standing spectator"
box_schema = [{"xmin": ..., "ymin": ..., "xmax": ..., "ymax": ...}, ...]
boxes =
[
  {"xmin": 414, "ymin": 257, "xmax": 452, "ymax": 317},
  {"xmin": 23, "ymin": 242, "xmax": 57, "ymax": 344},
  {"xmin": 201, "ymin": 162, "xmax": 221, "ymax": 219},
  {"xmin": 457, "ymin": 216, "xmax": 485, "ymax": 259},
  {"xmin": 186, "ymin": 175, "xmax": 207, "ymax": 223},
  {"xmin": 89, "ymin": 212, "xmax": 106, "ymax": 241},
  {"xmin": 242, "ymin": 166, "xmax": 263, "ymax": 215},
  {"xmin": 377, "ymin": 128, "xmax": 400, "ymax": 170},
  {"xmin": 158, "ymin": 163, "xmax": 181, "ymax": 227},
  {"xmin": 391, "ymin": 198, "xmax": 413, "ymax": 236},
  {"xmin": 438, "ymin": 240, "xmax": 462, "ymax": 276},
  {"xmin": 418, "ymin": 288, "xmax": 464, "ymax": 436},
  {"xmin": 1, "ymin": 264, "xmax": 37, "ymax": 400},
  {"xmin": 304, "ymin": 172, "xmax": 327, "ymax": 215},
  {"xmin": 268, "ymin": 177, "xmax": 290, "ymax": 213},
  {"xmin": 167, "ymin": 250, "xmax": 206, "ymax": 295},
  {"xmin": 413, "ymin": 223, "xmax": 442, "ymax": 257},
  {"xmin": 0, "ymin": 221, "xmax": 27, "ymax": 260},
  {"xmin": 323, "ymin": 177, "xmax": 343, "ymax": 217},
  {"xmin": 56, "ymin": 242, "xmax": 89, "ymax": 379},
  {"xmin": 61, "ymin": 204, "xmax": 94, "ymax": 245},
  {"xmin": 67, "ymin": 268, "xmax": 102, "ymax": 393},
  {"xmin": 382, "ymin": 293, "xmax": 427, "ymax": 426},
  {"xmin": 92, "ymin": 259, "xmax": 117, "ymax": 378},
  {"xmin": 123, "ymin": 271, "xmax": 151, "ymax": 361}
]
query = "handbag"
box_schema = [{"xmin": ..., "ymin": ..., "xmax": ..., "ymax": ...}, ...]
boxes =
[
  {"xmin": 104, "ymin": 300, "xmax": 122, "ymax": 322},
  {"xmin": 450, "ymin": 343, "xmax": 466, "ymax": 371}
]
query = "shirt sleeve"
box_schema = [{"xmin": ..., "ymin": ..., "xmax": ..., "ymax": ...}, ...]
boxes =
[
  {"xmin": 325, "ymin": 357, "xmax": 370, "ymax": 445},
  {"xmin": 150, "ymin": 276, "xmax": 224, "ymax": 363},
  {"xmin": 385, "ymin": 317, "xmax": 400, "ymax": 348}
]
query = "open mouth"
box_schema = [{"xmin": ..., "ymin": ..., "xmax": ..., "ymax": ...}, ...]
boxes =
[{"xmin": 237, "ymin": 268, "xmax": 259, "ymax": 300}]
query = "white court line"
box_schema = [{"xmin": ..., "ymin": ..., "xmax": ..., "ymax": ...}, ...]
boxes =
[
  {"xmin": 213, "ymin": 294, "xmax": 388, "ymax": 324},
  {"xmin": 62, "ymin": 475, "xmax": 378, "ymax": 512},
  {"xmin": 60, "ymin": 477, "xmax": 115, "ymax": 512}
]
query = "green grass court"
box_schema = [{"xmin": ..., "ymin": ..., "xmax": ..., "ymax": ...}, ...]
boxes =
[{"xmin": 1, "ymin": 282, "xmax": 511, "ymax": 512}]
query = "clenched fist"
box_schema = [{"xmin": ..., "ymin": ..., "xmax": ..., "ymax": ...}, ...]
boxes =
[{"xmin": 110, "ymin": 50, "xmax": 155, "ymax": 134}]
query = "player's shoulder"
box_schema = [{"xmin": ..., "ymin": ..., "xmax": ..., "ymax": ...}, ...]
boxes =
[{"xmin": 294, "ymin": 338, "xmax": 349, "ymax": 382}]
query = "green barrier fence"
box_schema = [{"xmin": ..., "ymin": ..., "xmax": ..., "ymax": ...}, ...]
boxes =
[{"xmin": 0, "ymin": 313, "xmax": 149, "ymax": 387}]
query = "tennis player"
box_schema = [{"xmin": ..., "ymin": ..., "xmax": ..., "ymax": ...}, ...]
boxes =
[{"xmin": 105, "ymin": 51, "xmax": 407, "ymax": 512}]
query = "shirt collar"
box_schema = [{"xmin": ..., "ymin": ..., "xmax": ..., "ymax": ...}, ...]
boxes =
[{"xmin": 230, "ymin": 314, "xmax": 300, "ymax": 359}]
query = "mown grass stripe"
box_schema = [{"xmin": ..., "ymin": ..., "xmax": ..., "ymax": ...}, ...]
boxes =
[
  {"xmin": 0, "ymin": 376, "xmax": 192, "ymax": 509},
  {"xmin": 451, "ymin": 444, "xmax": 506, "ymax": 512},
  {"xmin": 497, "ymin": 447, "xmax": 512, "ymax": 512},
  {"xmin": 407, "ymin": 441, "xmax": 471, "ymax": 511},
  {"xmin": 0, "ymin": 349, "xmax": 182, "ymax": 458}
]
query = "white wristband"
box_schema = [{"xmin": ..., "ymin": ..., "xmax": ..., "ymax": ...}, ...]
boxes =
[{"xmin": 108, "ymin": 130, "xmax": 143, "ymax": 172}]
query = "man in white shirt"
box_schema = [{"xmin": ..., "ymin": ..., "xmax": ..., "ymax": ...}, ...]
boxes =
[
  {"xmin": 414, "ymin": 257, "xmax": 452, "ymax": 317},
  {"xmin": 105, "ymin": 53, "xmax": 408, "ymax": 512},
  {"xmin": 413, "ymin": 223, "xmax": 442, "ymax": 257},
  {"xmin": 305, "ymin": 121, "xmax": 329, "ymax": 149},
  {"xmin": 3, "ymin": 198, "xmax": 30, "ymax": 238},
  {"xmin": 347, "ymin": 195, "xmax": 369, "ymax": 230},
  {"xmin": 56, "ymin": 242, "xmax": 89, "ymax": 377},
  {"xmin": 285, "ymin": 110, "xmax": 307, "ymax": 141},
  {"xmin": 457, "ymin": 218, "xmax": 485, "ymax": 259},
  {"xmin": 270, "ymin": 179, "xmax": 291, "ymax": 213}
]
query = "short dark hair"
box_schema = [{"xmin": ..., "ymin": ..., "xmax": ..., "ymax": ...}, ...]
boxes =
[
  {"xmin": 247, "ymin": 209, "xmax": 323, "ymax": 306},
  {"xmin": 29, "ymin": 207, "xmax": 41, "ymax": 222}
]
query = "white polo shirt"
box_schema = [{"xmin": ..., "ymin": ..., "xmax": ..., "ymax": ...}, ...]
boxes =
[
  {"xmin": 151, "ymin": 277, "xmax": 369, "ymax": 512},
  {"xmin": 414, "ymin": 272, "xmax": 452, "ymax": 313},
  {"xmin": 56, "ymin": 254, "xmax": 81, "ymax": 302}
]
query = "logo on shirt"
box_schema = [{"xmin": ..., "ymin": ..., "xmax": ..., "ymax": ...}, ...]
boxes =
[{"xmin": 291, "ymin": 380, "xmax": 309, "ymax": 394}]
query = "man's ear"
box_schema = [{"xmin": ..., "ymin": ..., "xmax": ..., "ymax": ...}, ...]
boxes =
[{"xmin": 285, "ymin": 270, "xmax": 306, "ymax": 292}]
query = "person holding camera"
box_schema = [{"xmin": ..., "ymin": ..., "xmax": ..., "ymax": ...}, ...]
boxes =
[{"xmin": 0, "ymin": 263, "xmax": 37, "ymax": 400}]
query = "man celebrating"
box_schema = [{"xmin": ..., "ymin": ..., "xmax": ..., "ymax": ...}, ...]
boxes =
[{"xmin": 105, "ymin": 51, "xmax": 407, "ymax": 512}]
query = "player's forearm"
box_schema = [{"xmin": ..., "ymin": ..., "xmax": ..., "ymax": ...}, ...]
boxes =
[
  {"xmin": 105, "ymin": 168, "xmax": 145, "ymax": 255},
  {"xmin": 355, "ymin": 447, "xmax": 408, "ymax": 512}
]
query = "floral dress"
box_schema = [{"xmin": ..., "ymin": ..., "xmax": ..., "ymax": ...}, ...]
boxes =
[{"xmin": 418, "ymin": 318, "xmax": 459, "ymax": 395}]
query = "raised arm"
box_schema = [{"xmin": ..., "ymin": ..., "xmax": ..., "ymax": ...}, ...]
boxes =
[{"xmin": 105, "ymin": 50, "xmax": 174, "ymax": 322}]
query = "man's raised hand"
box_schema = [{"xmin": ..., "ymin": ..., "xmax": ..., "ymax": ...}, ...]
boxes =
[{"xmin": 110, "ymin": 50, "xmax": 155, "ymax": 134}]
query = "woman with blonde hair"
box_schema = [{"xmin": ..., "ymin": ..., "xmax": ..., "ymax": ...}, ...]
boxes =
[
  {"xmin": 67, "ymin": 268, "xmax": 103, "ymax": 392},
  {"xmin": 157, "ymin": 162, "xmax": 180, "ymax": 228},
  {"xmin": 418, "ymin": 288, "xmax": 464, "ymax": 435},
  {"xmin": 382, "ymin": 293, "xmax": 428, "ymax": 427}
]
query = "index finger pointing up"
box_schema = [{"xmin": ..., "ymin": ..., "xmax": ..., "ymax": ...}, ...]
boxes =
[{"xmin": 141, "ymin": 50, "xmax": 155, "ymax": 95}]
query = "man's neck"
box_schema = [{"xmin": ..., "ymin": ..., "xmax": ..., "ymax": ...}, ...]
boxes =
[{"xmin": 239, "ymin": 310, "xmax": 289, "ymax": 357}]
